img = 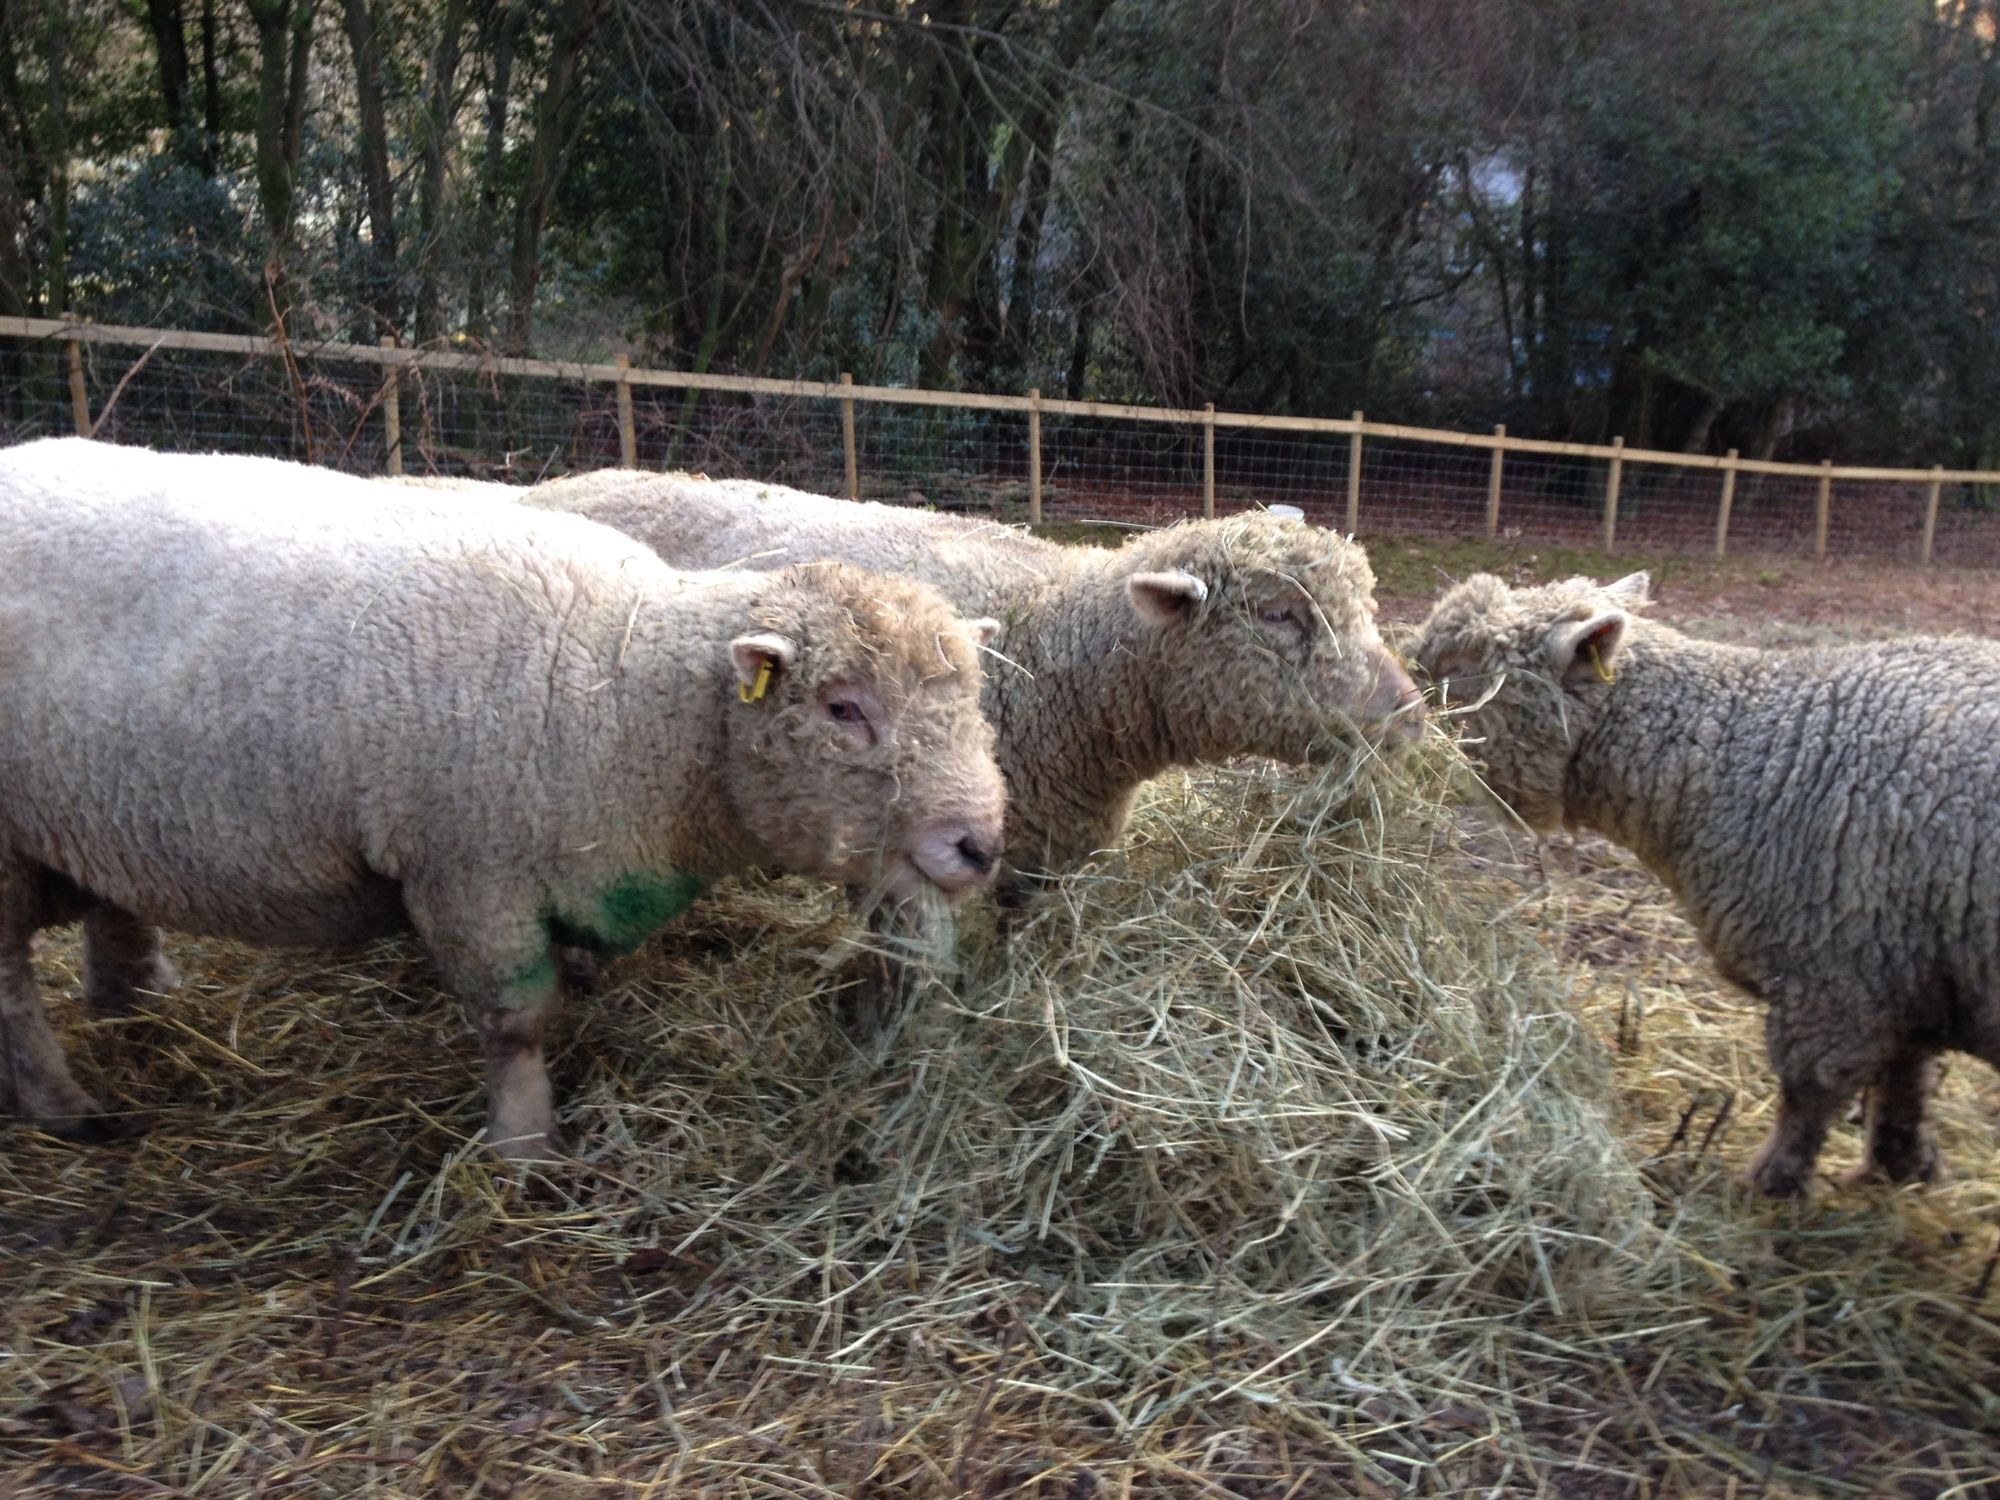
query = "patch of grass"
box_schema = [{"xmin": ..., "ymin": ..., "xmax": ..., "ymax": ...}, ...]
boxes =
[{"xmin": 1361, "ymin": 533, "xmax": 1755, "ymax": 603}]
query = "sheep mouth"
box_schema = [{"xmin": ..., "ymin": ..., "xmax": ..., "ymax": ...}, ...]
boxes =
[{"xmin": 903, "ymin": 851, "xmax": 999, "ymax": 901}]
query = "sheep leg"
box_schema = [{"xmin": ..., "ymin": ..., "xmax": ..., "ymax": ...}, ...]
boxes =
[
  {"xmin": 82, "ymin": 905, "xmax": 181, "ymax": 1014},
  {"xmin": 0, "ymin": 863, "xmax": 109, "ymax": 1135},
  {"xmin": 404, "ymin": 881, "xmax": 565, "ymax": 1162},
  {"xmin": 1841, "ymin": 1049, "xmax": 1943, "ymax": 1187},
  {"xmin": 473, "ymin": 986, "xmax": 561, "ymax": 1163},
  {"xmin": 1744, "ymin": 1006, "xmax": 1889, "ymax": 1197},
  {"xmin": 1743, "ymin": 1082, "xmax": 1843, "ymax": 1197}
]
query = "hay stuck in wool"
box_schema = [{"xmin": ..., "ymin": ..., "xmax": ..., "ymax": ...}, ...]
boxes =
[{"xmin": 3, "ymin": 743, "xmax": 1998, "ymax": 1497}]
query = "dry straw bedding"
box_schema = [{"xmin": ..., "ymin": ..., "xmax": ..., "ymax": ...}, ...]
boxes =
[{"xmin": 1, "ymin": 745, "xmax": 1996, "ymax": 1498}]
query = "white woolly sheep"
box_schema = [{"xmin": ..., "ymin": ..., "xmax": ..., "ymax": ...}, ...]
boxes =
[
  {"xmin": 1413, "ymin": 571, "xmax": 2000, "ymax": 1196},
  {"xmin": 521, "ymin": 471, "xmax": 1425, "ymax": 891},
  {"xmin": 0, "ymin": 438, "xmax": 1005, "ymax": 1160}
]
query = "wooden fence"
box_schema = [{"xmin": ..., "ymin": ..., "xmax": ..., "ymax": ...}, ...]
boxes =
[{"xmin": 5, "ymin": 314, "xmax": 1996, "ymax": 565}]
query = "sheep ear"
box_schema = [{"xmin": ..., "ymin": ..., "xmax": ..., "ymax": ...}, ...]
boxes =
[
  {"xmin": 1126, "ymin": 569, "xmax": 1208, "ymax": 627},
  {"xmin": 1547, "ymin": 611, "xmax": 1628, "ymax": 687},
  {"xmin": 965, "ymin": 616, "xmax": 1004, "ymax": 649},
  {"xmin": 730, "ymin": 632, "xmax": 797, "ymax": 698},
  {"xmin": 1602, "ymin": 571, "xmax": 1651, "ymax": 607}
]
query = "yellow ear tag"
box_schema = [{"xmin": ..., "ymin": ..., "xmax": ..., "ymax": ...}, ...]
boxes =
[
  {"xmin": 739, "ymin": 659, "xmax": 773, "ymax": 704},
  {"xmin": 1587, "ymin": 642, "xmax": 1616, "ymax": 685}
]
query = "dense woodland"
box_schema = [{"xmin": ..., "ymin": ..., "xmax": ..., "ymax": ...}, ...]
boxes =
[{"xmin": 2, "ymin": 0, "xmax": 1999, "ymax": 464}]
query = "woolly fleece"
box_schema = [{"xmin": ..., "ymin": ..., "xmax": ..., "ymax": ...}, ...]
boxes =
[
  {"xmin": 523, "ymin": 470, "xmax": 1422, "ymax": 885},
  {"xmin": 1413, "ymin": 571, "xmax": 2000, "ymax": 1195},
  {"xmin": 0, "ymin": 438, "xmax": 1004, "ymax": 1158}
]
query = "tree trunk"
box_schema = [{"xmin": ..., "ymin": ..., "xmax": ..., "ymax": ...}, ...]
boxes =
[
  {"xmin": 1066, "ymin": 299, "xmax": 1092, "ymax": 401},
  {"xmin": 465, "ymin": 0, "xmax": 524, "ymax": 338},
  {"xmin": 999, "ymin": 0, "xmax": 1112, "ymax": 383},
  {"xmin": 1749, "ymin": 396, "xmax": 1793, "ymax": 464},
  {"xmin": 0, "ymin": 140, "xmax": 26, "ymax": 318},
  {"xmin": 503, "ymin": 0, "xmax": 605, "ymax": 354},
  {"xmin": 283, "ymin": 0, "xmax": 311, "ymax": 171},
  {"xmin": 141, "ymin": 0, "xmax": 193, "ymax": 150},
  {"xmin": 340, "ymin": 0, "xmax": 398, "ymax": 337},
  {"xmin": 0, "ymin": 15, "xmax": 42, "ymax": 312},
  {"xmin": 198, "ymin": 0, "xmax": 221, "ymax": 172},
  {"xmin": 413, "ymin": 0, "xmax": 468, "ymax": 343},
  {"xmin": 1681, "ymin": 392, "xmax": 1720, "ymax": 455},
  {"xmin": 1004, "ymin": 140, "xmax": 1055, "ymax": 371},
  {"xmin": 40, "ymin": 0, "xmax": 67, "ymax": 316},
  {"xmin": 247, "ymin": 0, "xmax": 313, "ymax": 279},
  {"xmin": 668, "ymin": 133, "xmax": 730, "ymax": 461}
]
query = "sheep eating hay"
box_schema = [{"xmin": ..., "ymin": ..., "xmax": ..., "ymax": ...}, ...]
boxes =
[
  {"xmin": 519, "ymin": 471, "xmax": 1426, "ymax": 890},
  {"xmin": 0, "ymin": 437, "xmax": 1005, "ymax": 1160},
  {"xmin": 1414, "ymin": 570, "xmax": 2000, "ymax": 1196}
]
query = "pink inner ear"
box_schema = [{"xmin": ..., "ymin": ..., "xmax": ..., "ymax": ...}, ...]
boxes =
[
  {"xmin": 1560, "ymin": 612, "xmax": 1626, "ymax": 681},
  {"xmin": 730, "ymin": 633, "xmax": 795, "ymax": 688},
  {"xmin": 1127, "ymin": 571, "xmax": 1205, "ymax": 627}
]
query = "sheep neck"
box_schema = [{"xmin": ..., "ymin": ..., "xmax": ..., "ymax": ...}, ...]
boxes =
[
  {"xmin": 595, "ymin": 589, "xmax": 773, "ymax": 881},
  {"xmin": 1562, "ymin": 626, "xmax": 1760, "ymax": 879},
  {"xmin": 988, "ymin": 551, "xmax": 1196, "ymax": 867}
]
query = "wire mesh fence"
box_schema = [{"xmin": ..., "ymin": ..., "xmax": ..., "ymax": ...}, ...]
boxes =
[{"xmin": 5, "ymin": 317, "xmax": 1998, "ymax": 569}]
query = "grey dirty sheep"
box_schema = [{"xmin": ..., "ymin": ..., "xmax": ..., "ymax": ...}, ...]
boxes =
[
  {"xmin": 0, "ymin": 438, "xmax": 1005, "ymax": 1160},
  {"xmin": 1413, "ymin": 570, "xmax": 2000, "ymax": 1196},
  {"xmin": 521, "ymin": 470, "xmax": 1426, "ymax": 891}
]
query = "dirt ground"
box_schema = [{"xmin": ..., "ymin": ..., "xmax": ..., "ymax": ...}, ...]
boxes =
[{"xmin": 1367, "ymin": 535, "xmax": 2000, "ymax": 644}]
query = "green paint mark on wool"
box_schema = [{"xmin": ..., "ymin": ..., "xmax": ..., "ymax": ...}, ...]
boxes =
[
  {"xmin": 502, "ymin": 951, "xmax": 558, "ymax": 1009},
  {"xmin": 547, "ymin": 871, "xmax": 708, "ymax": 957}
]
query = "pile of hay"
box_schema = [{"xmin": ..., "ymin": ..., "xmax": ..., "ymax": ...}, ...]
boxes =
[{"xmin": 3, "ymin": 743, "xmax": 1996, "ymax": 1496}]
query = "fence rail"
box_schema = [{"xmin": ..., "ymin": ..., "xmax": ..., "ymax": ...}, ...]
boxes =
[{"xmin": 4, "ymin": 315, "xmax": 1998, "ymax": 568}]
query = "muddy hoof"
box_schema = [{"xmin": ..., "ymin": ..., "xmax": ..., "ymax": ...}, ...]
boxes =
[
  {"xmin": 1738, "ymin": 1141, "xmax": 1814, "ymax": 1197},
  {"xmin": 1839, "ymin": 1145, "xmax": 1941, "ymax": 1190}
]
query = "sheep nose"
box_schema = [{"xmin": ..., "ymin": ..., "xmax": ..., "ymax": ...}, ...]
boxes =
[
  {"xmin": 1384, "ymin": 683, "xmax": 1428, "ymax": 747},
  {"xmin": 1364, "ymin": 648, "xmax": 1427, "ymax": 747},
  {"xmin": 913, "ymin": 823, "xmax": 1006, "ymax": 895},
  {"xmin": 956, "ymin": 833, "xmax": 999, "ymax": 877}
]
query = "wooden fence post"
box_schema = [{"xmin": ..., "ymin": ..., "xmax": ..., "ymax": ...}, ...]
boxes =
[
  {"xmin": 1346, "ymin": 411, "xmax": 1363, "ymax": 536},
  {"xmin": 614, "ymin": 354, "xmax": 637, "ymax": 468},
  {"xmin": 1028, "ymin": 387, "xmax": 1043, "ymax": 528},
  {"xmin": 1814, "ymin": 458, "xmax": 1832, "ymax": 562},
  {"xmin": 1601, "ymin": 435, "xmax": 1625, "ymax": 553},
  {"xmin": 1714, "ymin": 449, "xmax": 1739, "ymax": 558},
  {"xmin": 840, "ymin": 372, "xmax": 858, "ymax": 501},
  {"xmin": 66, "ymin": 334, "xmax": 90, "ymax": 436},
  {"xmin": 1920, "ymin": 464, "xmax": 1943, "ymax": 567},
  {"xmin": 1485, "ymin": 425, "xmax": 1505, "ymax": 539},
  {"xmin": 379, "ymin": 335, "xmax": 402, "ymax": 475},
  {"xmin": 1202, "ymin": 402, "xmax": 1216, "ymax": 519}
]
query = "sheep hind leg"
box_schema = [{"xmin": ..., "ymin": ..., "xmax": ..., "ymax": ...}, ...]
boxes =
[
  {"xmin": 0, "ymin": 862, "xmax": 111, "ymax": 1137},
  {"xmin": 1841, "ymin": 1049, "xmax": 1944, "ymax": 1187},
  {"xmin": 82, "ymin": 905, "xmax": 181, "ymax": 1014},
  {"xmin": 1743, "ymin": 1005, "xmax": 1893, "ymax": 1198}
]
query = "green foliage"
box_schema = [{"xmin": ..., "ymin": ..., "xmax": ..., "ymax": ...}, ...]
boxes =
[
  {"xmin": 1569, "ymin": 0, "xmax": 1907, "ymax": 408},
  {"xmin": 2, "ymin": 0, "xmax": 1997, "ymax": 462}
]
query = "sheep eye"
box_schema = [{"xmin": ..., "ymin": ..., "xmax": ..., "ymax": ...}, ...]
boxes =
[
  {"xmin": 823, "ymin": 695, "xmax": 879, "ymax": 746},
  {"xmin": 1258, "ymin": 605, "xmax": 1302, "ymax": 629}
]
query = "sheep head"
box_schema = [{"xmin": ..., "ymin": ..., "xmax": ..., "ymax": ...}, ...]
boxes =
[
  {"xmin": 721, "ymin": 561, "xmax": 1006, "ymax": 903},
  {"xmin": 1109, "ymin": 514, "xmax": 1424, "ymax": 764},
  {"xmin": 1412, "ymin": 571, "xmax": 1651, "ymax": 828}
]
